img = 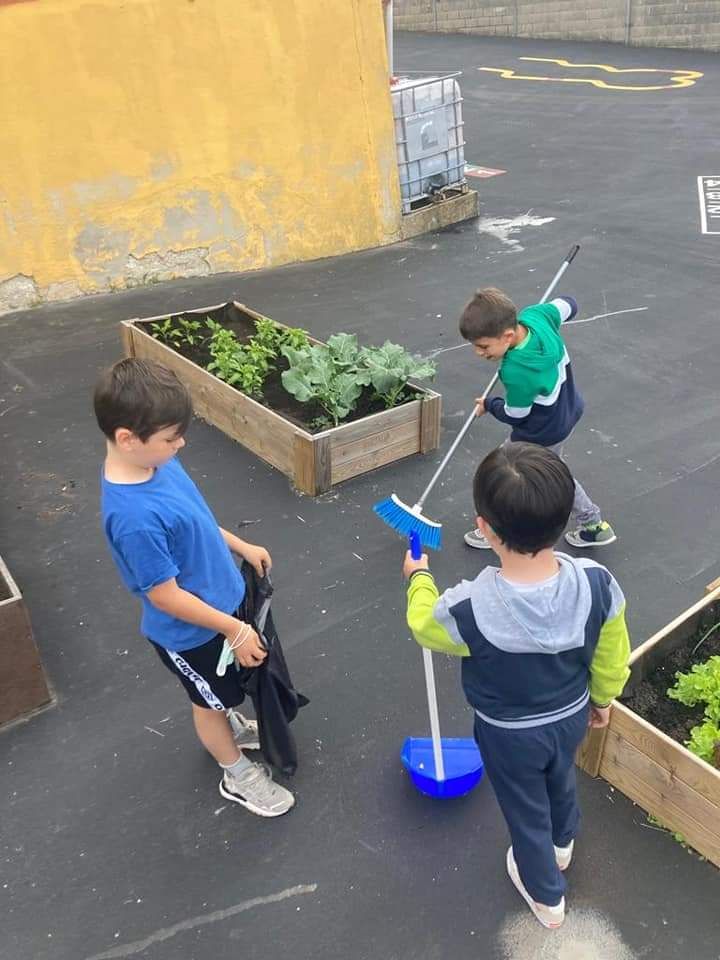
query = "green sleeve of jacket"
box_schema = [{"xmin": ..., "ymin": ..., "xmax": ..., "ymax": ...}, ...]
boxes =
[
  {"xmin": 406, "ymin": 572, "xmax": 470, "ymax": 657},
  {"xmin": 499, "ymin": 366, "xmax": 540, "ymax": 412},
  {"xmin": 589, "ymin": 603, "xmax": 631, "ymax": 705}
]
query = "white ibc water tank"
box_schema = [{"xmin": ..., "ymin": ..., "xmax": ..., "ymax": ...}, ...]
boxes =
[{"xmin": 391, "ymin": 74, "xmax": 466, "ymax": 214}]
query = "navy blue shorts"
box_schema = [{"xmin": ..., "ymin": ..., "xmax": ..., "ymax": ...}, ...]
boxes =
[{"xmin": 151, "ymin": 630, "xmax": 250, "ymax": 710}]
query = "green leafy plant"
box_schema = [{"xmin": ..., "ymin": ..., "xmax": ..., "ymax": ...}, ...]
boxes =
[
  {"xmin": 150, "ymin": 317, "xmax": 183, "ymax": 346},
  {"xmin": 205, "ymin": 319, "xmax": 271, "ymax": 398},
  {"xmin": 359, "ymin": 341, "xmax": 436, "ymax": 408},
  {"xmin": 280, "ymin": 340, "xmax": 369, "ymax": 426},
  {"xmin": 280, "ymin": 333, "xmax": 435, "ymax": 426},
  {"xmin": 252, "ymin": 317, "xmax": 309, "ymax": 365},
  {"xmin": 668, "ymin": 654, "xmax": 720, "ymax": 719},
  {"xmin": 175, "ymin": 316, "xmax": 204, "ymax": 347},
  {"xmin": 686, "ymin": 721, "xmax": 720, "ymax": 767},
  {"xmin": 667, "ymin": 651, "xmax": 720, "ymax": 768},
  {"xmin": 151, "ymin": 316, "xmax": 205, "ymax": 349}
]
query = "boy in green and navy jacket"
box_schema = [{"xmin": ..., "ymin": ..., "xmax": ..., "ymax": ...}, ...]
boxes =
[
  {"xmin": 403, "ymin": 443, "xmax": 630, "ymax": 929},
  {"xmin": 459, "ymin": 287, "xmax": 616, "ymax": 549}
]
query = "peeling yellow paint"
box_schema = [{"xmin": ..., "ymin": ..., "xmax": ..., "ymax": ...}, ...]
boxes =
[{"xmin": 0, "ymin": 0, "xmax": 402, "ymax": 303}]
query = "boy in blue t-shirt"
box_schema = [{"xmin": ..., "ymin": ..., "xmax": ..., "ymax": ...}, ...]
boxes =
[{"xmin": 95, "ymin": 358, "xmax": 293, "ymax": 817}]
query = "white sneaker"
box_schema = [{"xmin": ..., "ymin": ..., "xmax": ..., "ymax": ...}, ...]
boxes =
[
  {"xmin": 554, "ymin": 839, "xmax": 574, "ymax": 871},
  {"xmin": 227, "ymin": 710, "xmax": 260, "ymax": 750},
  {"xmin": 464, "ymin": 528, "xmax": 492, "ymax": 549},
  {"xmin": 219, "ymin": 763, "xmax": 295, "ymax": 817},
  {"xmin": 506, "ymin": 847, "xmax": 565, "ymax": 929}
]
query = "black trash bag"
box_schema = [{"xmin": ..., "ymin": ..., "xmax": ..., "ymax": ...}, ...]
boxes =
[{"xmin": 233, "ymin": 561, "xmax": 309, "ymax": 776}]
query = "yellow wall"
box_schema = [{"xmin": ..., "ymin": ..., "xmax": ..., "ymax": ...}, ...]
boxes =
[{"xmin": 0, "ymin": 0, "xmax": 402, "ymax": 311}]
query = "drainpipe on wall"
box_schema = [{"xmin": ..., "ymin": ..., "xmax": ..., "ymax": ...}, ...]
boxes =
[
  {"xmin": 383, "ymin": 0, "xmax": 394, "ymax": 77},
  {"xmin": 625, "ymin": 0, "xmax": 632, "ymax": 45}
]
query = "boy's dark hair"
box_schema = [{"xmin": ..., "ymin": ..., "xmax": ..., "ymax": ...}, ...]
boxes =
[
  {"xmin": 94, "ymin": 358, "xmax": 193, "ymax": 442},
  {"xmin": 473, "ymin": 443, "xmax": 574, "ymax": 554},
  {"xmin": 459, "ymin": 287, "xmax": 517, "ymax": 341}
]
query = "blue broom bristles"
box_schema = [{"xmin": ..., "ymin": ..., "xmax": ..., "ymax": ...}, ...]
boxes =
[{"xmin": 373, "ymin": 494, "xmax": 442, "ymax": 551}]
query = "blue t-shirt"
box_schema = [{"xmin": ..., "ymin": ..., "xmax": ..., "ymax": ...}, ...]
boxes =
[{"xmin": 101, "ymin": 456, "xmax": 245, "ymax": 651}]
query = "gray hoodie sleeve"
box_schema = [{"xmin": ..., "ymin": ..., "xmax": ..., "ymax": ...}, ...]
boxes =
[{"xmin": 433, "ymin": 580, "xmax": 474, "ymax": 646}]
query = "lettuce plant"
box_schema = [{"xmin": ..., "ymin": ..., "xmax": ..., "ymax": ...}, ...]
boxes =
[{"xmin": 668, "ymin": 652, "xmax": 720, "ymax": 767}]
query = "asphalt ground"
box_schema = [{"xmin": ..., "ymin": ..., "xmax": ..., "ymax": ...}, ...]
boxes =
[{"xmin": 1, "ymin": 31, "xmax": 719, "ymax": 960}]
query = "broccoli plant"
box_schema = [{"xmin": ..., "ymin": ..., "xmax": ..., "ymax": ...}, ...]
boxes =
[
  {"xmin": 359, "ymin": 341, "xmax": 436, "ymax": 408},
  {"xmin": 280, "ymin": 338, "xmax": 370, "ymax": 426}
]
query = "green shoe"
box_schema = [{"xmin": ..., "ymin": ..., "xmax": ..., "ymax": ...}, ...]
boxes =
[{"xmin": 565, "ymin": 521, "xmax": 617, "ymax": 548}]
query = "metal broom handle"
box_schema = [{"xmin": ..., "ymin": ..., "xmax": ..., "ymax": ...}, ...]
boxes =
[{"xmin": 415, "ymin": 245, "xmax": 580, "ymax": 512}]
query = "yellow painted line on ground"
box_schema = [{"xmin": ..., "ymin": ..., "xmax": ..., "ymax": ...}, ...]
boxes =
[{"xmin": 478, "ymin": 56, "xmax": 703, "ymax": 91}]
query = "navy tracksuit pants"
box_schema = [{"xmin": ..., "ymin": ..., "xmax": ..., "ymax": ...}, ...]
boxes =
[{"xmin": 473, "ymin": 704, "xmax": 589, "ymax": 906}]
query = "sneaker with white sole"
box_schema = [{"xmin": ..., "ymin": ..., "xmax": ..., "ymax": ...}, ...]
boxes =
[
  {"xmin": 565, "ymin": 521, "xmax": 617, "ymax": 548},
  {"xmin": 219, "ymin": 762, "xmax": 295, "ymax": 817},
  {"xmin": 464, "ymin": 528, "xmax": 492, "ymax": 550},
  {"xmin": 227, "ymin": 710, "xmax": 260, "ymax": 751},
  {"xmin": 554, "ymin": 839, "xmax": 574, "ymax": 871},
  {"xmin": 506, "ymin": 847, "xmax": 565, "ymax": 929}
]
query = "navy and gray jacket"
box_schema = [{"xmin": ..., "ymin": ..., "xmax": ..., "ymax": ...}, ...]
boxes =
[{"xmin": 406, "ymin": 554, "xmax": 630, "ymax": 728}]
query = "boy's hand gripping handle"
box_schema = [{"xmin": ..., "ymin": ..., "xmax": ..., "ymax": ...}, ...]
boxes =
[{"xmin": 409, "ymin": 530, "xmax": 422, "ymax": 561}]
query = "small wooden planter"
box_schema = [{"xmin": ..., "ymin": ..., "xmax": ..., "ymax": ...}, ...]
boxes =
[
  {"xmin": 120, "ymin": 302, "xmax": 442, "ymax": 495},
  {"xmin": 0, "ymin": 554, "xmax": 52, "ymax": 727},
  {"xmin": 576, "ymin": 582, "xmax": 720, "ymax": 866}
]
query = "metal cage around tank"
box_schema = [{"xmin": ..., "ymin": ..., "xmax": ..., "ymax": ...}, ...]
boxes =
[{"xmin": 391, "ymin": 73, "xmax": 467, "ymax": 214}]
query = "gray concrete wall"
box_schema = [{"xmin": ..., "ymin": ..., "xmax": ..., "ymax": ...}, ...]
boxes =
[{"xmin": 394, "ymin": 0, "xmax": 720, "ymax": 51}]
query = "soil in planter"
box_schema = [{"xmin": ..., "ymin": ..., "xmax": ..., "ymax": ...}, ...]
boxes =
[
  {"xmin": 149, "ymin": 304, "xmax": 419, "ymax": 434},
  {"xmin": 622, "ymin": 610, "xmax": 720, "ymax": 750}
]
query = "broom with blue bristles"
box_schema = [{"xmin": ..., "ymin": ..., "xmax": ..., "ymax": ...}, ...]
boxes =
[{"xmin": 374, "ymin": 245, "xmax": 580, "ymax": 550}]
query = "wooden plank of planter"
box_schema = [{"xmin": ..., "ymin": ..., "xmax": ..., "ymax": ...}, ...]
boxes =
[
  {"xmin": 121, "ymin": 320, "xmax": 136, "ymax": 357},
  {"xmin": 420, "ymin": 392, "xmax": 442, "ymax": 454},
  {"xmin": 575, "ymin": 724, "xmax": 608, "ymax": 778},
  {"xmin": 609, "ymin": 701, "xmax": 720, "ymax": 808},
  {"xmin": 600, "ymin": 720, "xmax": 720, "ymax": 866},
  {"xmin": 325, "ymin": 401, "xmax": 422, "ymax": 486},
  {"xmin": 0, "ymin": 554, "xmax": 52, "ymax": 727},
  {"xmin": 293, "ymin": 433, "xmax": 331, "ymax": 497},
  {"xmin": 707, "ymin": 575, "xmax": 720, "ymax": 594}
]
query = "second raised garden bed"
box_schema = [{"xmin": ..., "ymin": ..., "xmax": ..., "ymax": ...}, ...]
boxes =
[
  {"xmin": 121, "ymin": 302, "xmax": 441, "ymax": 496},
  {"xmin": 0, "ymin": 553, "xmax": 52, "ymax": 728},
  {"xmin": 576, "ymin": 581, "xmax": 720, "ymax": 866}
]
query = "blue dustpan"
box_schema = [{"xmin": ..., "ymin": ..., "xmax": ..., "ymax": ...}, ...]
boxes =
[
  {"xmin": 402, "ymin": 647, "xmax": 484, "ymax": 799},
  {"xmin": 402, "ymin": 735, "xmax": 483, "ymax": 799}
]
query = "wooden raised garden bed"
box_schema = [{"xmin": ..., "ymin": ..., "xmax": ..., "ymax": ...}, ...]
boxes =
[
  {"xmin": 0, "ymin": 553, "xmax": 51, "ymax": 727},
  {"xmin": 120, "ymin": 302, "xmax": 441, "ymax": 496},
  {"xmin": 576, "ymin": 581, "xmax": 720, "ymax": 866}
]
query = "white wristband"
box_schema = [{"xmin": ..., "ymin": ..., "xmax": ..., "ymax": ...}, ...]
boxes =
[{"xmin": 228, "ymin": 624, "xmax": 251, "ymax": 651}]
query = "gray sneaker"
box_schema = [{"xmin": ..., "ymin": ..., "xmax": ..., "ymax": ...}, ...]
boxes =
[
  {"xmin": 219, "ymin": 763, "xmax": 295, "ymax": 817},
  {"xmin": 464, "ymin": 528, "xmax": 492, "ymax": 549},
  {"xmin": 227, "ymin": 710, "xmax": 260, "ymax": 750},
  {"xmin": 565, "ymin": 521, "xmax": 617, "ymax": 548}
]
